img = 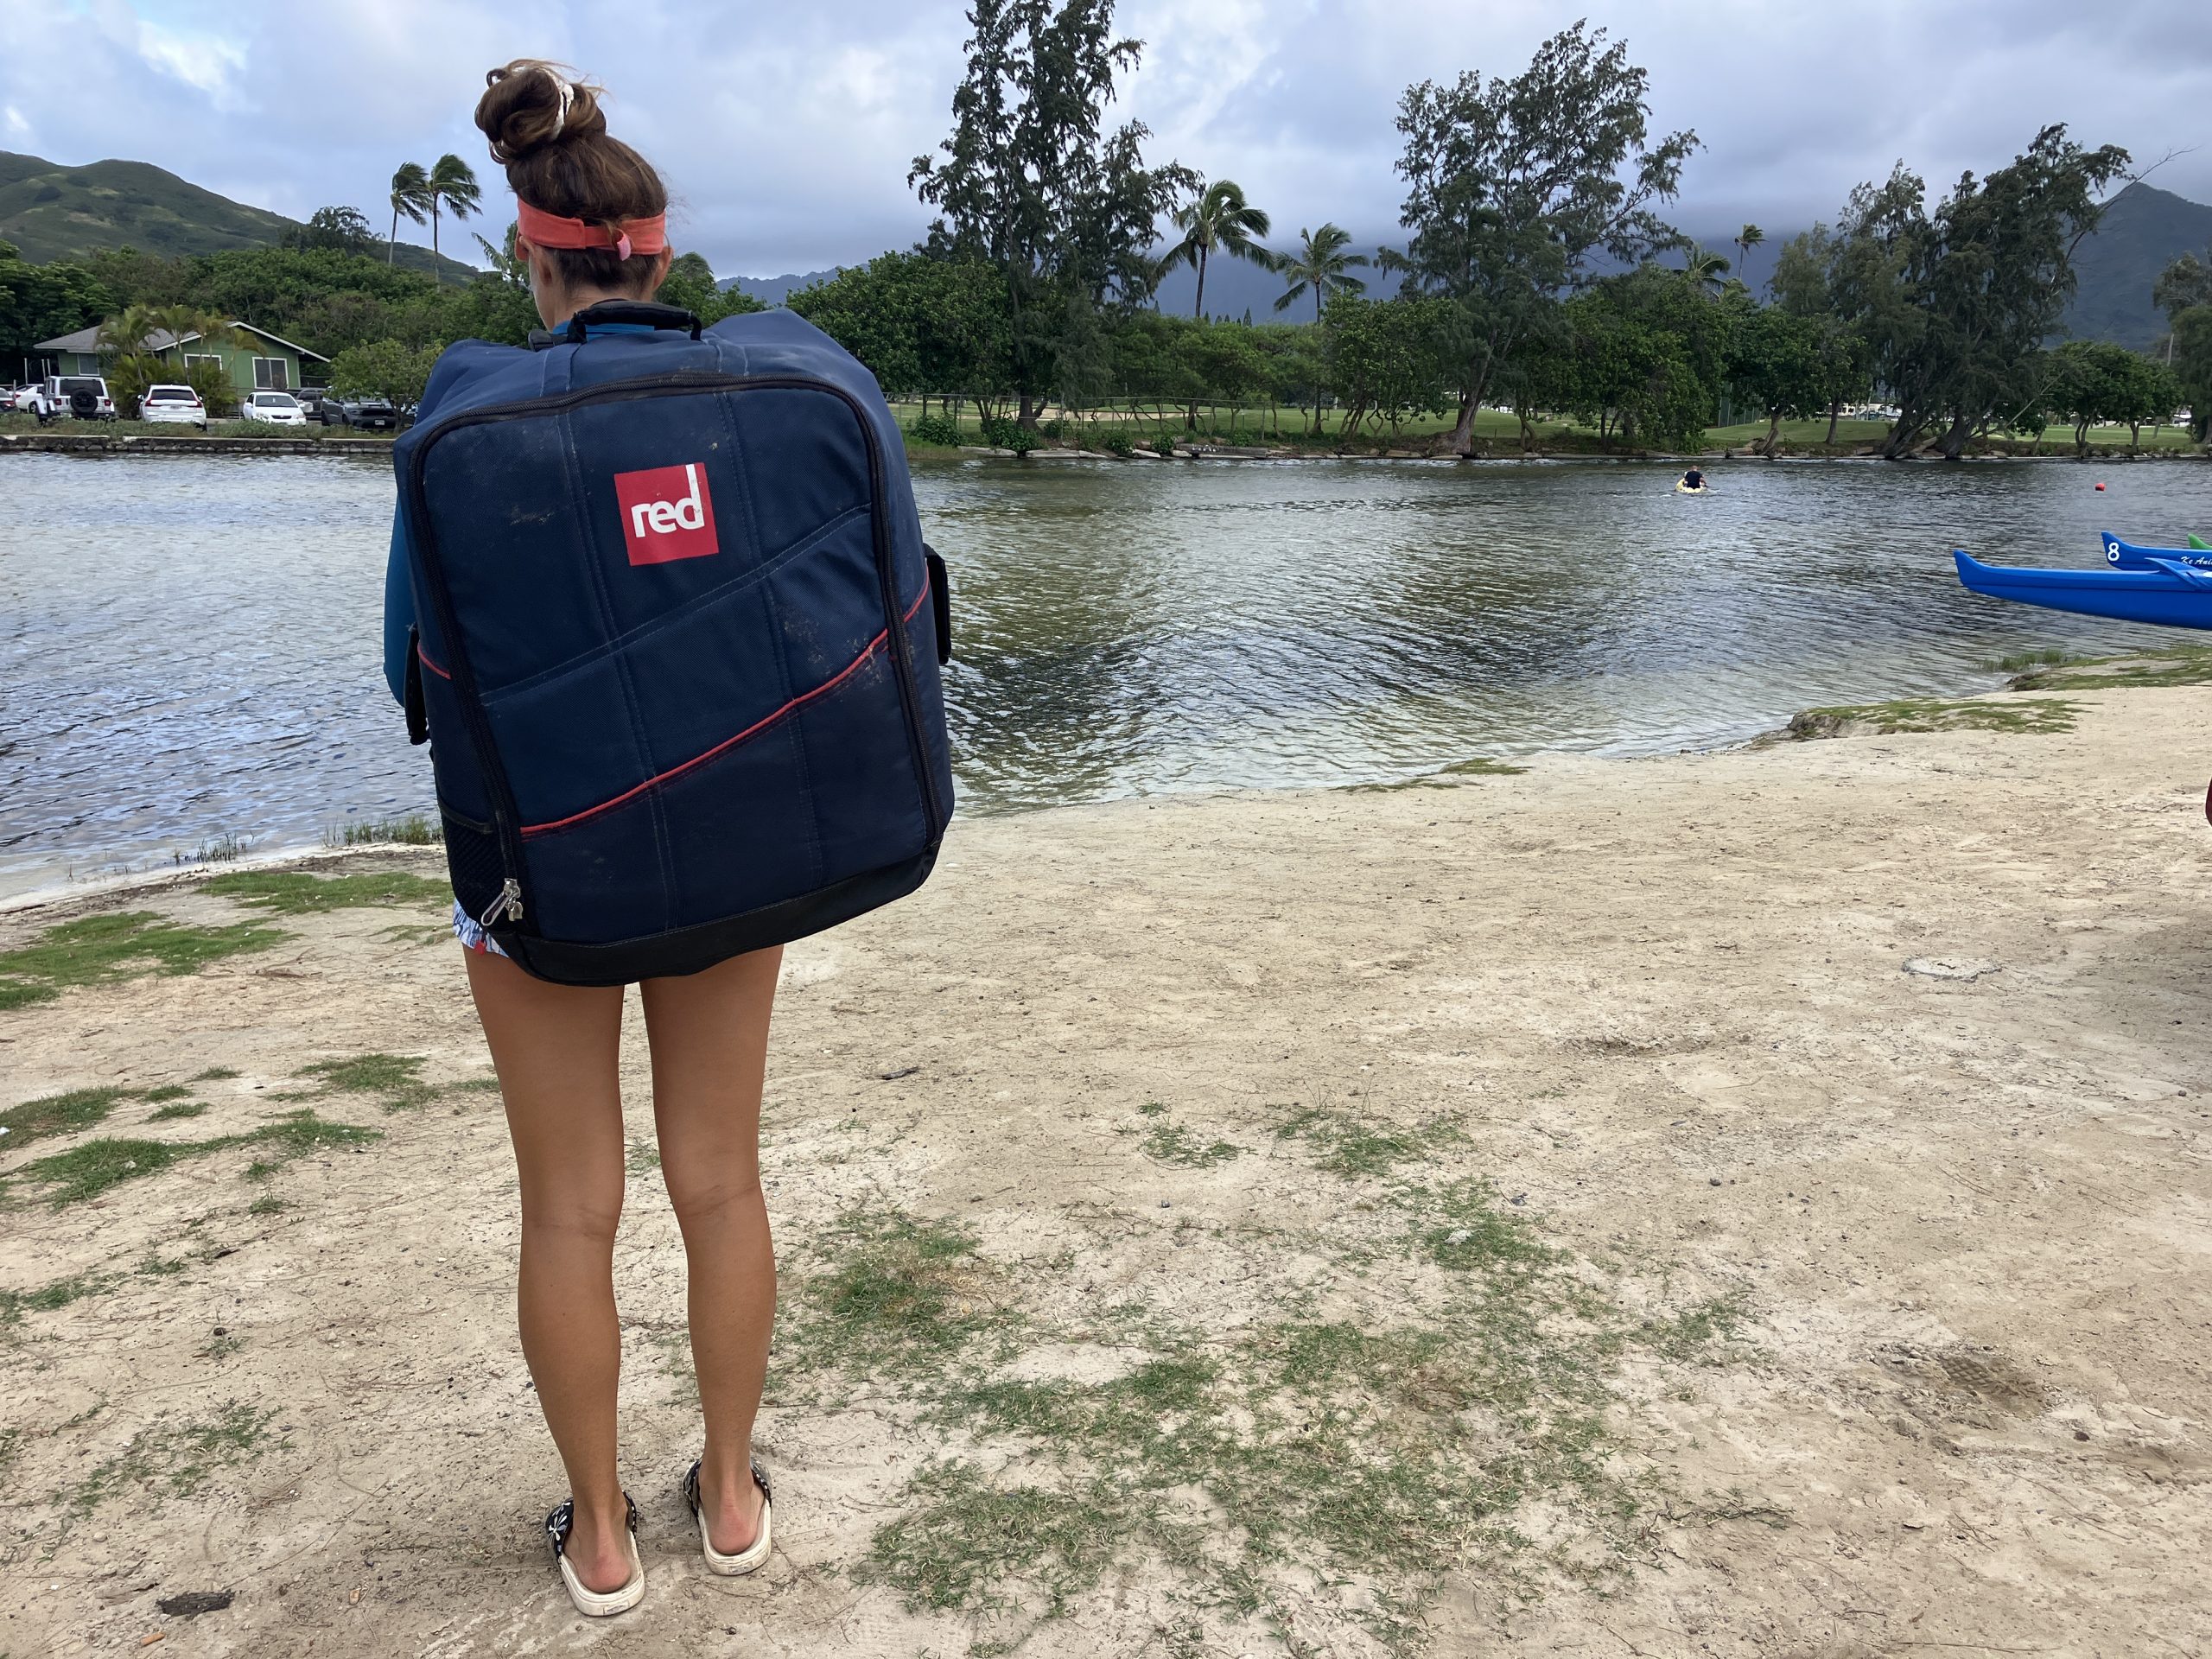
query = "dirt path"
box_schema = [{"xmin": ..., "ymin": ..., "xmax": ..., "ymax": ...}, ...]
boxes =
[{"xmin": 3, "ymin": 688, "xmax": 2209, "ymax": 1658}]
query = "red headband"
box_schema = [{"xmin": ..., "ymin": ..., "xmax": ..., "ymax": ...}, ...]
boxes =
[{"xmin": 516, "ymin": 199, "xmax": 667, "ymax": 262}]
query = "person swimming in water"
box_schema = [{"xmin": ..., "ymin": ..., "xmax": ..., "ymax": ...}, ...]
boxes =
[{"xmin": 1680, "ymin": 467, "xmax": 1707, "ymax": 491}]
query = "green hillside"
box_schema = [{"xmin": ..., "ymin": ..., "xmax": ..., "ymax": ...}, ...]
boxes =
[
  {"xmin": 0, "ymin": 150, "xmax": 475, "ymax": 280},
  {"xmin": 2064, "ymin": 181, "xmax": 2212, "ymax": 348}
]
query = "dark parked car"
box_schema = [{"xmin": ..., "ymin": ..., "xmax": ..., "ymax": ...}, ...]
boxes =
[{"xmin": 319, "ymin": 396, "xmax": 399, "ymax": 430}]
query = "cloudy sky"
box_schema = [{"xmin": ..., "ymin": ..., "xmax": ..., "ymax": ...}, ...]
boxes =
[{"xmin": 4, "ymin": 0, "xmax": 2209, "ymax": 281}]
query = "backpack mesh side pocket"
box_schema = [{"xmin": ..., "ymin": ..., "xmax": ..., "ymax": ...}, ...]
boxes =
[{"xmin": 439, "ymin": 806, "xmax": 508, "ymax": 920}]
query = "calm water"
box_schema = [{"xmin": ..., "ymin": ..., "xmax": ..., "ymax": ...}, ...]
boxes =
[{"xmin": 4, "ymin": 449, "xmax": 2209, "ymax": 899}]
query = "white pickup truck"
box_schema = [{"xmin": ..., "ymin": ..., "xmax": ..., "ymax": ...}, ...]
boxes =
[{"xmin": 21, "ymin": 374, "xmax": 118, "ymax": 421}]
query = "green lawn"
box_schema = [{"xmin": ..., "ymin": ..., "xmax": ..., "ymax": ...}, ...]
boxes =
[{"xmin": 0, "ymin": 412, "xmax": 389, "ymax": 442}]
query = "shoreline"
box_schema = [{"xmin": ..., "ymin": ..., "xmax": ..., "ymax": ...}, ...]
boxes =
[
  {"xmin": 8, "ymin": 428, "xmax": 2203, "ymax": 463},
  {"xmin": 3, "ymin": 680, "xmax": 2209, "ymax": 1653}
]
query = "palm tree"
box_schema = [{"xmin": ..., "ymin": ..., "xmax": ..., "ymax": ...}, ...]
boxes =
[
  {"xmin": 1160, "ymin": 180, "xmax": 1272, "ymax": 320},
  {"xmin": 1681, "ymin": 246, "xmax": 1732, "ymax": 296},
  {"xmin": 1271, "ymin": 223, "xmax": 1369, "ymax": 325},
  {"xmin": 1733, "ymin": 223, "xmax": 1765, "ymax": 283},
  {"xmin": 388, "ymin": 162, "xmax": 433, "ymax": 265},
  {"xmin": 425, "ymin": 154, "xmax": 482, "ymax": 282}
]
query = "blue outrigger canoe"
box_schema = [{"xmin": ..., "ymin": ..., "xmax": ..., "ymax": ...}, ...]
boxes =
[{"xmin": 1955, "ymin": 532, "xmax": 2212, "ymax": 631}]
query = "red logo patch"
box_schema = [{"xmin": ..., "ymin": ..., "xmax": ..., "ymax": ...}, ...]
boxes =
[{"xmin": 614, "ymin": 462, "xmax": 719, "ymax": 565}]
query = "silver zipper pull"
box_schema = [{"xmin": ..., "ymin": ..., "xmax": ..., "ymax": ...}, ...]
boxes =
[{"xmin": 479, "ymin": 878, "xmax": 523, "ymax": 927}]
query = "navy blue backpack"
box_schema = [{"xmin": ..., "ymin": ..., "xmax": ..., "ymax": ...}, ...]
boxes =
[{"xmin": 393, "ymin": 302, "xmax": 953, "ymax": 984}]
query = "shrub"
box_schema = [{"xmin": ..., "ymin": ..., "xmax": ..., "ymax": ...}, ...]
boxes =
[
  {"xmin": 1098, "ymin": 427, "xmax": 1135, "ymax": 458},
  {"xmin": 977, "ymin": 414, "xmax": 1039, "ymax": 454},
  {"xmin": 1039, "ymin": 417, "xmax": 1067, "ymax": 441},
  {"xmin": 908, "ymin": 413, "xmax": 962, "ymax": 447}
]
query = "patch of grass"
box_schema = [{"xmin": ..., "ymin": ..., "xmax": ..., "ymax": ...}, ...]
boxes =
[
  {"xmin": 174, "ymin": 832, "xmax": 252, "ymax": 866},
  {"xmin": 148, "ymin": 1102, "xmax": 207, "ymax": 1122},
  {"xmin": 0, "ymin": 1272, "xmax": 110, "ymax": 1325},
  {"xmin": 137, "ymin": 1251, "xmax": 188, "ymax": 1277},
  {"xmin": 626, "ymin": 1138, "xmax": 661, "ymax": 1173},
  {"xmin": 203, "ymin": 869, "xmax": 448, "ymax": 914},
  {"xmin": 1138, "ymin": 1100, "xmax": 1168, "ymax": 1117},
  {"xmin": 297, "ymin": 1052, "xmax": 433, "ymax": 1111},
  {"xmin": 0, "ymin": 1426, "xmax": 18, "ymax": 1478},
  {"xmin": 10, "ymin": 1137, "xmax": 199, "ymax": 1204},
  {"xmin": 1638, "ymin": 1292, "xmax": 1757, "ymax": 1364},
  {"xmin": 1980, "ymin": 647, "xmax": 2081, "ymax": 672},
  {"xmin": 247, "ymin": 1192, "xmax": 289, "ymax": 1215},
  {"xmin": 62, "ymin": 1401, "xmax": 281, "ymax": 1516},
  {"xmin": 0, "ymin": 1087, "xmax": 124, "ymax": 1148},
  {"xmin": 1786, "ymin": 696, "xmax": 2081, "ymax": 740},
  {"xmin": 822, "ymin": 1095, "xmax": 1757, "ymax": 1652},
  {"xmin": 323, "ymin": 815, "xmax": 442, "ymax": 848},
  {"xmin": 781, "ymin": 1212, "xmax": 1004, "ymax": 1384},
  {"xmin": 1141, "ymin": 1122, "xmax": 1242, "ymax": 1168},
  {"xmin": 189, "ymin": 1067, "xmax": 239, "ymax": 1083},
  {"xmin": 5, "ymin": 1111, "xmax": 378, "ymax": 1206},
  {"xmin": 0, "ymin": 912, "xmax": 285, "ymax": 1011},
  {"xmin": 142, "ymin": 1084, "xmax": 193, "ymax": 1103},
  {"xmin": 2007, "ymin": 643, "xmax": 2212, "ymax": 691},
  {"xmin": 1274, "ymin": 1100, "xmax": 1468, "ymax": 1179}
]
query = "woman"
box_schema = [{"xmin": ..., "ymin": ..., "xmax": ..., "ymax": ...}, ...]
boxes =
[{"xmin": 384, "ymin": 62, "xmax": 777, "ymax": 1617}]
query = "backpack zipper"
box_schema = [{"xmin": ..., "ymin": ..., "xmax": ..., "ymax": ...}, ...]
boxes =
[{"xmin": 479, "ymin": 879, "xmax": 524, "ymax": 928}]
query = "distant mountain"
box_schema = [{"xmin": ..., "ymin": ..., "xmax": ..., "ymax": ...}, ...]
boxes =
[
  {"xmin": 734, "ymin": 184, "xmax": 2212, "ymax": 351},
  {"xmin": 2063, "ymin": 181, "xmax": 2212, "ymax": 348},
  {"xmin": 0, "ymin": 149, "xmax": 475, "ymax": 279},
  {"xmin": 720, "ymin": 270, "xmax": 836, "ymax": 306}
]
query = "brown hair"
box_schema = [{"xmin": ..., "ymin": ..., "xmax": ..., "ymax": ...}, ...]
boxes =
[{"xmin": 474, "ymin": 60, "xmax": 667, "ymax": 294}]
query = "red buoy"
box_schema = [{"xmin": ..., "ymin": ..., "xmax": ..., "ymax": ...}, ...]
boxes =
[{"xmin": 2095, "ymin": 481, "xmax": 2107, "ymax": 491}]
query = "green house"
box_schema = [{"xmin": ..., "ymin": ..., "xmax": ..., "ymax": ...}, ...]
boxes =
[{"xmin": 31, "ymin": 319, "xmax": 328, "ymax": 393}]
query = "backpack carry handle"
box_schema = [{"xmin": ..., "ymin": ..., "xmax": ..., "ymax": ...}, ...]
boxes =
[{"xmin": 539, "ymin": 301, "xmax": 702, "ymax": 347}]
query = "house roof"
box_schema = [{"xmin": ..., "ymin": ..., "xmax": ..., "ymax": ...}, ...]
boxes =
[{"xmin": 30, "ymin": 320, "xmax": 329, "ymax": 361}]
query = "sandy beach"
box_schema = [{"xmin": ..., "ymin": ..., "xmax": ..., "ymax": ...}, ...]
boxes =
[{"xmin": 3, "ymin": 683, "xmax": 2209, "ymax": 1657}]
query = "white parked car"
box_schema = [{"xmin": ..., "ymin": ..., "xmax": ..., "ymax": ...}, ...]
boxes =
[
  {"xmin": 242, "ymin": 391, "xmax": 306, "ymax": 427},
  {"xmin": 140, "ymin": 384, "xmax": 208, "ymax": 428},
  {"xmin": 6, "ymin": 382, "xmax": 40, "ymax": 413}
]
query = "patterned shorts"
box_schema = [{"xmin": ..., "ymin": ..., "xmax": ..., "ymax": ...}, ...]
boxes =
[{"xmin": 450, "ymin": 899, "xmax": 510, "ymax": 958}]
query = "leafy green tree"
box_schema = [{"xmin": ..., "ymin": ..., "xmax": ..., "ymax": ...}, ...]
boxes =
[
  {"xmin": 1726, "ymin": 301, "xmax": 1827, "ymax": 451},
  {"xmin": 2171, "ymin": 305, "xmax": 2212, "ymax": 442},
  {"xmin": 1560, "ymin": 264, "xmax": 1732, "ymax": 448},
  {"xmin": 328, "ymin": 338, "xmax": 443, "ymax": 407},
  {"xmin": 1270, "ymin": 224, "xmax": 1368, "ymax": 326},
  {"xmin": 1160, "ymin": 179, "xmax": 1272, "ymax": 318},
  {"xmin": 284, "ymin": 207, "xmax": 377, "ymax": 257},
  {"xmin": 909, "ymin": 0, "xmax": 1195, "ymax": 427},
  {"xmin": 791, "ymin": 252, "xmax": 1008, "ymax": 415},
  {"xmin": 388, "ymin": 163, "xmax": 433, "ymax": 266},
  {"xmin": 0, "ymin": 240, "xmax": 114, "ymax": 371},
  {"xmin": 1767, "ymin": 225, "xmax": 1872, "ymax": 442},
  {"xmin": 1844, "ymin": 127, "xmax": 2130, "ymax": 460},
  {"xmin": 1383, "ymin": 22, "xmax": 1696, "ymax": 454},
  {"xmin": 426, "ymin": 154, "xmax": 482, "ymax": 280},
  {"xmin": 2153, "ymin": 249, "xmax": 2212, "ymax": 327},
  {"xmin": 1322, "ymin": 294, "xmax": 1455, "ymax": 439},
  {"xmin": 1678, "ymin": 246, "xmax": 1732, "ymax": 296},
  {"xmin": 2050, "ymin": 339, "xmax": 2181, "ymax": 451}
]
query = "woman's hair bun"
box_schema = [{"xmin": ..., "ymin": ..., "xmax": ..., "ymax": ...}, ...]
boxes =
[{"xmin": 475, "ymin": 60, "xmax": 607, "ymax": 164}]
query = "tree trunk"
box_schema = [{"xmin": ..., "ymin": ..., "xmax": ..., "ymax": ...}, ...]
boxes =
[
  {"xmin": 1826, "ymin": 400, "xmax": 1840, "ymax": 446},
  {"xmin": 388, "ymin": 207, "xmax": 397, "ymax": 265},
  {"xmin": 1766, "ymin": 409, "xmax": 1782, "ymax": 455},
  {"xmin": 430, "ymin": 203, "xmax": 441, "ymax": 282},
  {"xmin": 1936, "ymin": 414, "xmax": 1974, "ymax": 461},
  {"xmin": 1018, "ymin": 391, "xmax": 1038, "ymax": 430},
  {"xmin": 1193, "ymin": 250, "xmax": 1207, "ymax": 320},
  {"xmin": 2074, "ymin": 420, "xmax": 2089, "ymax": 456}
]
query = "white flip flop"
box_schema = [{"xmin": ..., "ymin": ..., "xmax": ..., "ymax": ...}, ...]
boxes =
[
  {"xmin": 682, "ymin": 1455, "xmax": 772, "ymax": 1575},
  {"xmin": 544, "ymin": 1492, "xmax": 645, "ymax": 1617}
]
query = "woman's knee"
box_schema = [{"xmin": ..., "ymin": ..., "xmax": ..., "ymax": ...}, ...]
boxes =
[
  {"xmin": 660, "ymin": 1165, "xmax": 763, "ymax": 1230},
  {"xmin": 520, "ymin": 1186, "xmax": 626, "ymax": 1249}
]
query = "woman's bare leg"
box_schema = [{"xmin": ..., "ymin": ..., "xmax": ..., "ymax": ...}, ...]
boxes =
[
  {"xmin": 639, "ymin": 946, "xmax": 783, "ymax": 1554},
  {"xmin": 464, "ymin": 949, "xmax": 636, "ymax": 1594}
]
